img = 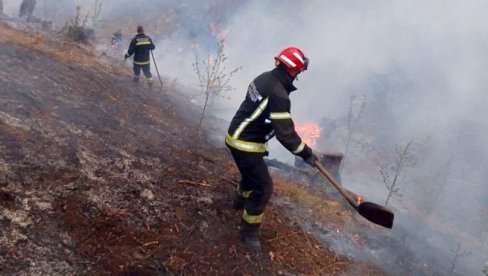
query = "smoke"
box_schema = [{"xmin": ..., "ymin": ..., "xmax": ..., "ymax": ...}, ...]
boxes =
[
  {"xmin": 222, "ymin": 1, "xmax": 488, "ymax": 274},
  {"xmin": 9, "ymin": 0, "xmax": 487, "ymax": 274}
]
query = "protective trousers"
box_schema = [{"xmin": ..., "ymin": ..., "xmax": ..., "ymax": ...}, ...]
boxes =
[
  {"xmin": 132, "ymin": 63, "xmax": 153, "ymax": 83},
  {"xmin": 227, "ymin": 146, "xmax": 273, "ymax": 238}
]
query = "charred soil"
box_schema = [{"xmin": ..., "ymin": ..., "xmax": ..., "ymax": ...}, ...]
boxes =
[{"xmin": 0, "ymin": 23, "xmax": 384, "ymax": 275}]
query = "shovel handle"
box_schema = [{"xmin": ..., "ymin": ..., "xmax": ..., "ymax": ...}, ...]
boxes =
[
  {"xmin": 314, "ymin": 160, "xmax": 359, "ymax": 208},
  {"xmin": 151, "ymin": 50, "xmax": 164, "ymax": 93}
]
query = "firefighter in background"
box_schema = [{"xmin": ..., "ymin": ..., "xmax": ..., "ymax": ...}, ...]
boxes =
[
  {"xmin": 225, "ymin": 47, "xmax": 319, "ymax": 250},
  {"xmin": 111, "ymin": 29, "xmax": 123, "ymax": 49},
  {"xmin": 19, "ymin": 0, "xmax": 36, "ymax": 19},
  {"xmin": 124, "ymin": 26, "xmax": 155, "ymax": 89}
]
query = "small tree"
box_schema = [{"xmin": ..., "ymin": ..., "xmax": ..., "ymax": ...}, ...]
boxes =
[
  {"xmin": 192, "ymin": 42, "xmax": 242, "ymax": 132},
  {"xmin": 339, "ymin": 94, "xmax": 367, "ymax": 174},
  {"xmin": 448, "ymin": 242, "xmax": 471, "ymax": 275},
  {"xmin": 380, "ymin": 138, "xmax": 415, "ymax": 206},
  {"xmin": 63, "ymin": 6, "xmax": 95, "ymax": 44}
]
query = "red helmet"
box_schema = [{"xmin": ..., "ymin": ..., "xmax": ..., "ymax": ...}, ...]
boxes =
[{"xmin": 274, "ymin": 47, "xmax": 309, "ymax": 71}]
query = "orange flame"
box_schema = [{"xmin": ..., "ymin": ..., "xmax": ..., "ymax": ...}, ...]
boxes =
[
  {"xmin": 356, "ymin": 195, "xmax": 362, "ymax": 205},
  {"xmin": 296, "ymin": 123, "xmax": 321, "ymax": 147}
]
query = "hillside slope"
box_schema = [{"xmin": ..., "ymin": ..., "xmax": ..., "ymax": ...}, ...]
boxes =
[{"xmin": 0, "ymin": 23, "xmax": 383, "ymax": 275}]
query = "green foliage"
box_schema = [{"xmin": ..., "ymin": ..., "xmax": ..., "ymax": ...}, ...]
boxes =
[{"xmin": 483, "ymin": 261, "xmax": 488, "ymax": 276}]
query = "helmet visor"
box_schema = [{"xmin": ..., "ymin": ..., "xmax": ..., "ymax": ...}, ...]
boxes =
[{"xmin": 303, "ymin": 56, "xmax": 309, "ymax": 71}]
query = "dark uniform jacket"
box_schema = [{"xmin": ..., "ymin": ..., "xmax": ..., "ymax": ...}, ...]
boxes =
[
  {"xmin": 226, "ymin": 66, "xmax": 313, "ymax": 160},
  {"xmin": 127, "ymin": 33, "xmax": 155, "ymax": 65}
]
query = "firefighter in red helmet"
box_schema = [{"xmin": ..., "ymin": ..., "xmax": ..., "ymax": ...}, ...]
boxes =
[{"xmin": 226, "ymin": 47, "xmax": 318, "ymax": 250}]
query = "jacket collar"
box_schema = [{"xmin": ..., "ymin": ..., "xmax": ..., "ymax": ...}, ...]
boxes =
[{"xmin": 272, "ymin": 66, "xmax": 297, "ymax": 93}]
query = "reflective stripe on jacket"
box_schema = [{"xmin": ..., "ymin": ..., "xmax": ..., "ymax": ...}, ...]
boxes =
[
  {"xmin": 226, "ymin": 66, "xmax": 312, "ymax": 159},
  {"xmin": 126, "ymin": 33, "xmax": 155, "ymax": 64}
]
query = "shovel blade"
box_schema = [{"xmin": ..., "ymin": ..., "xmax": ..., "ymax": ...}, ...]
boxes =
[{"xmin": 357, "ymin": 202, "xmax": 394, "ymax": 229}]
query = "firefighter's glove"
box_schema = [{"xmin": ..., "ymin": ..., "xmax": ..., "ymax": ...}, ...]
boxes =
[
  {"xmin": 304, "ymin": 153, "xmax": 319, "ymax": 167},
  {"xmin": 124, "ymin": 53, "xmax": 129, "ymax": 60}
]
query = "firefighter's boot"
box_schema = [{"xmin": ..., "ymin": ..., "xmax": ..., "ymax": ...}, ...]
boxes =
[
  {"xmin": 241, "ymin": 235, "xmax": 261, "ymax": 251},
  {"xmin": 239, "ymin": 220, "xmax": 261, "ymax": 251},
  {"xmin": 147, "ymin": 80, "xmax": 153, "ymax": 90},
  {"xmin": 133, "ymin": 76, "xmax": 140, "ymax": 84}
]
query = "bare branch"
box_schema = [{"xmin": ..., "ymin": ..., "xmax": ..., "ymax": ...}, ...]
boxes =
[
  {"xmin": 192, "ymin": 41, "xmax": 242, "ymax": 132},
  {"xmin": 340, "ymin": 94, "xmax": 367, "ymax": 174},
  {"xmin": 381, "ymin": 138, "xmax": 415, "ymax": 206}
]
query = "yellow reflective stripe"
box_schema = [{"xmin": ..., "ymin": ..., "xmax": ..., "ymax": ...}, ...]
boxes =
[
  {"xmin": 292, "ymin": 142, "xmax": 305, "ymax": 154},
  {"xmin": 226, "ymin": 134, "xmax": 267, "ymax": 153},
  {"xmin": 242, "ymin": 190, "xmax": 252, "ymax": 198},
  {"xmin": 237, "ymin": 189, "xmax": 252, "ymax": 198},
  {"xmin": 270, "ymin": 112, "xmax": 291, "ymax": 120},
  {"xmin": 243, "ymin": 209, "xmax": 263, "ymax": 224},
  {"xmin": 232, "ymin": 97, "xmax": 269, "ymax": 139},
  {"xmin": 134, "ymin": 60, "xmax": 150, "ymax": 65},
  {"xmin": 136, "ymin": 41, "xmax": 152, "ymax": 46}
]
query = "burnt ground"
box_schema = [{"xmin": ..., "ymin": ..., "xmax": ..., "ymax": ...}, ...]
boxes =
[{"xmin": 0, "ymin": 23, "xmax": 385, "ymax": 275}]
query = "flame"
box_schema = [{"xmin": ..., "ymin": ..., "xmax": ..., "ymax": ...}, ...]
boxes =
[
  {"xmin": 356, "ymin": 195, "xmax": 362, "ymax": 205},
  {"xmin": 296, "ymin": 123, "xmax": 321, "ymax": 147}
]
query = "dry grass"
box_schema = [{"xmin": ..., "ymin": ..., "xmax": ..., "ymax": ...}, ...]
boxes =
[
  {"xmin": 0, "ymin": 22, "xmax": 123, "ymax": 75},
  {"xmin": 274, "ymin": 177, "xmax": 347, "ymax": 223},
  {"xmin": 0, "ymin": 22, "xmax": 385, "ymax": 275}
]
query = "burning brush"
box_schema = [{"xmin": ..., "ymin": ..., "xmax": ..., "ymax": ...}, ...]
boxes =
[
  {"xmin": 295, "ymin": 122, "xmax": 322, "ymax": 169},
  {"xmin": 296, "ymin": 122, "xmax": 321, "ymax": 147}
]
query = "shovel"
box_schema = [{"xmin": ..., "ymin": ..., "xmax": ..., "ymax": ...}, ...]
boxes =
[{"xmin": 314, "ymin": 160, "xmax": 394, "ymax": 229}]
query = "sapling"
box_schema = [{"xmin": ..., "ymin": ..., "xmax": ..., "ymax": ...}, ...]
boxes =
[
  {"xmin": 192, "ymin": 41, "xmax": 241, "ymax": 132},
  {"xmin": 380, "ymin": 138, "xmax": 415, "ymax": 207}
]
